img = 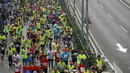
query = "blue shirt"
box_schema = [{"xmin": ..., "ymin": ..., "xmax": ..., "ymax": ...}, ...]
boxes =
[
  {"xmin": 24, "ymin": 57, "xmax": 32, "ymax": 63},
  {"xmin": 61, "ymin": 52, "xmax": 69, "ymax": 61},
  {"xmin": 24, "ymin": 70, "xmax": 31, "ymax": 73}
]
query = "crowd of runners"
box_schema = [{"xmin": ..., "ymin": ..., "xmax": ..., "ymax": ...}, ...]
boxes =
[{"xmin": 0, "ymin": 0, "xmax": 104, "ymax": 73}]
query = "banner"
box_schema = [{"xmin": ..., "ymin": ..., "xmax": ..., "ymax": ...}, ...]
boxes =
[{"xmin": 23, "ymin": 66, "xmax": 40, "ymax": 73}]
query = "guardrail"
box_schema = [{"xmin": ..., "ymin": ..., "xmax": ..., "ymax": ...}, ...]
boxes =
[
  {"xmin": 113, "ymin": 62, "xmax": 123, "ymax": 73},
  {"xmin": 64, "ymin": 0, "xmax": 124, "ymax": 73}
]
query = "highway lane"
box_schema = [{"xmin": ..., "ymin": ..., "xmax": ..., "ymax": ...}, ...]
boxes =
[
  {"xmin": 99, "ymin": 0, "xmax": 130, "ymax": 33},
  {"xmin": 73, "ymin": 0, "xmax": 130, "ymax": 73},
  {"xmin": 88, "ymin": 0, "xmax": 130, "ymax": 73}
]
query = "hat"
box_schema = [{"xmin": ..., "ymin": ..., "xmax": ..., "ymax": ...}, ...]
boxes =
[{"xmin": 65, "ymin": 45, "xmax": 67, "ymax": 47}]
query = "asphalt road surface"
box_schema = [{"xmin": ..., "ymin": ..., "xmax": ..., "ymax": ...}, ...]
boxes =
[
  {"xmin": 88, "ymin": 0, "xmax": 129, "ymax": 73},
  {"xmin": 72, "ymin": 0, "xmax": 130, "ymax": 73}
]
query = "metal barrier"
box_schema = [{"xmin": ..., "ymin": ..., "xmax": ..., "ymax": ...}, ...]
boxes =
[{"xmin": 113, "ymin": 62, "xmax": 123, "ymax": 73}]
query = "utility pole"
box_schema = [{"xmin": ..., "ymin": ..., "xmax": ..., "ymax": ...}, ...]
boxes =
[
  {"xmin": 86, "ymin": 0, "xmax": 89, "ymax": 50},
  {"xmin": 81, "ymin": 0, "xmax": 84, "ymax": 40},
  {"xmin": 73, "ymin": 0, "xmax": 76, "ymax": 17}
]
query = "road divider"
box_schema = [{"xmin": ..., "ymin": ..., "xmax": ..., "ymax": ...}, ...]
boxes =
[
  {"xmin": 120, "ymin": 26, "xmax": 128, "ymax": 33},
  {"xmin": 108, "ymin": 13, "xmax": 114, "ymax": 19},
  {"xmin": 120, "ymin": 0, "xmax": 130, "ymax": 8}
]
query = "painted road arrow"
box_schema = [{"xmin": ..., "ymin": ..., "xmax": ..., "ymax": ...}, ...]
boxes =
[{"xmin": 116, "ymin": 43, "xmax": 127, "ymax": 53}]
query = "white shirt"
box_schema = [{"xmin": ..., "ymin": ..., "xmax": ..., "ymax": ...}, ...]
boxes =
[
  {"xmin": 14, "ymin": 63, "xmax": 20, "ymax": 72},
  {"xmin": 47, "ymin": 50, "xmax": 54, "ymax": 59},
  {"xmin": 12, "ymin": 54, "xmax": 21, "ymax": 62}
]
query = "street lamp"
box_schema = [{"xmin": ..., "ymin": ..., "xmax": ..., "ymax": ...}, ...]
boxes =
[{"xmin": 81, "ymin": 0, "xmax": 84, "ymax": 40}]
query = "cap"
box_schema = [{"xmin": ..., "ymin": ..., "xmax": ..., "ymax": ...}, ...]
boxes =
[{"xmin": 65, "ymin": 45, "xmax": 67, "ymax": 47}]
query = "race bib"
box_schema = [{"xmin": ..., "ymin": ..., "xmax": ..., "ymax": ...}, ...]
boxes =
[
  {"xmin": 15, "ymin": 68, "xmax": 20, "ymax": 72},
  {"xmin": 80, "ymin": 67, "xmax": 85, "ymax": 72},
  {"xmin": 74, "ymin": 53, "xmax": 78, "ymax": 56},
  {"xmin": 43, "ymin": 63, "xmax": 47, "ymax": 66},
  {"xmin": 68, "ymin": 35, "xmax": 71, "ymax": 38},
  {"xmin": 64, "ymin": 54, "xmax": 68, "ymax": 58},
  {"xmin": 56, "ymin": 53, "xmax": 60, "ymax": 58}
]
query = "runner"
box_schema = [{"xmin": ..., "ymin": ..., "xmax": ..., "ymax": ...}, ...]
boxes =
[
  {"xmin": 0, "ymin": 46, "xmax": 5, "ymax": 63},
  {"xmin": 14, "ymin": 59, "xmax": 21, "ymax": 73},
  {"xmin": 61, "ymin": 48, "xmax": 69, "ymax": 65},
  {"xmin": 12, "ymin": 52, "xmax": 21, "ymax": 64},
  {"xmin": 40, "ymin": 55, "xmax": 48, "ymax": 73},
  {"xmin": 96, "ymin": 55, "xmax": 104, "ymax": 73},
  {"xmin": 47, "ymin": 47, "xmax": 54, "ymax": 69},
  {"xmin": 7, "ymin": 47, "xmax": 13, "ymax": 68}
]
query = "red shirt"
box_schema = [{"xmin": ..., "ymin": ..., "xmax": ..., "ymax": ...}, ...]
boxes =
[
  {"xmin": 40, "ymin": 55, "xmax": 44, "ymax": 61},
  {"xmin": 36, "ymin": 34, "xmax": 40, "ymax": 39},
  {"xmin": 78, "ymin": 63, "xmax": 86, "ymax": 73},
  {"xmin": 29, "ymin": 47, "xmax": 34, "ymax": 54},
  {"xmin": 41, "ymin": 59, "xmax": 48, "ymax": 68},
  {"xmin": 23, "ymin": 66, "xmax": 40, "ymax": 73},
  {"xmin": 55, "ymin": 52, "xmax": 60, "ymax": 61}
]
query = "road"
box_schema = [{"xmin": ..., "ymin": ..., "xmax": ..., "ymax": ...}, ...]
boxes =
[
  {"xmin": 73, "ymin": 0, "xmax": 130, "ymax": 73},
  {"xmin": 88, "ymin": 0, "xmax": 130, "ymax": 73}
]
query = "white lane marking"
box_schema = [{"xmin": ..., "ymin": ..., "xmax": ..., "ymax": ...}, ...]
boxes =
[
  {"xmin": 107, "ymin": 8, "xmax": 112, "ymax": 13},
  {"xmin": 99, "ymin": 4, "xmax": 104, "ymax": 8},
  {"xmin": 120, "ymin": 0, "xmax": 130, "ymax": 8},
  {"xmin": 3, "ymin": 64, "xmax": 13, "ymax": 73},
  {"xmin": 116, "ymin": 43, "xmax": 127, "ymax": 53},
  {"xmin": 108, "ymin": 13, "xmax": 114, "ymax": 19},
  {"xmin": 120, "ymin": 26, "xmax": 128, "ymax": 33}
]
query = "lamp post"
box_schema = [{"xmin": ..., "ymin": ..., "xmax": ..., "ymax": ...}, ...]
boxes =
[
  {"xmin": 81, "ymin": 0, "xmax": 84, "ymax": 40},
  {"xmin": 73, "ymin": 0, "xmax": 76, "ymax": 17},
  {"xmin": 86, "ymin": 0, "xmax": 89, "ymax": 50}
]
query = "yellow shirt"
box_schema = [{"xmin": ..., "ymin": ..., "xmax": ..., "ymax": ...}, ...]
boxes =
[
  {"xmin": 12, "ymin": 47, "xmax": 16, "ymax": 52},
  {"xmin": 68, "ymin": 65, "xmax": 74, "ymax": 72},
  {"xmin": 84, "ymin": 70, "xmax": 89, "ymax": 73}
]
